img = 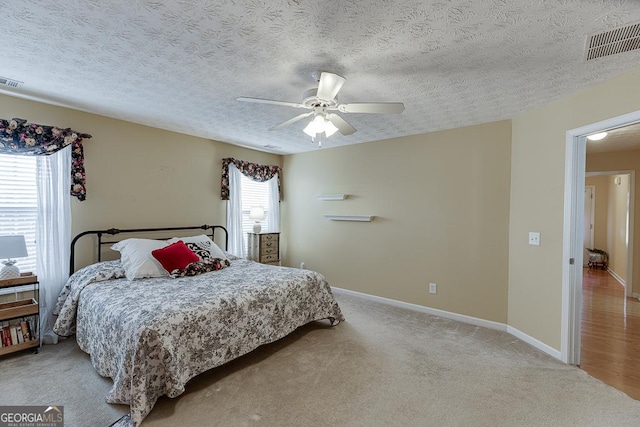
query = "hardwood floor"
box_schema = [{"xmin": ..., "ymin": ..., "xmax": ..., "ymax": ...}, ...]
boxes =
[{"xmin": 581, "ymin": 267, "xmax": 640, "ymax": 400}]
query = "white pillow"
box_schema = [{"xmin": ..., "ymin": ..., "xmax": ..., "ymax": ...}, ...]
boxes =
[
  {"xmin": 166, "ymin": 234, "xmax": 228, "ymax": 262},
  {"xmin": 111, "ymin": 238, "xmax": 169, "ymax": 280}
]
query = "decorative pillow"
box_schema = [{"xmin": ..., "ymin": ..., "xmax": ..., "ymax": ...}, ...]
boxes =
[
  {"xmin": 151, "ymin": 240, "xmax": 200, "ymax": 274},
  {"xmin": 166, "ymin": 235, "xmax": 228, "ymax": 262},
  {"xmin": 170, "ymin": 258, "xmax": 231, "ymax": 277},
  {"xmin": 223, "ymin": 251, "xmax": 240, "ymax": 261},
  {"xmin": 111, "ymin": 238, "xmax": 169, "ymax": 280}
]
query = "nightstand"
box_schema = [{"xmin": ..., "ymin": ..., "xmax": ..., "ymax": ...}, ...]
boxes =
[
  {"xmin": 247, "ymin": 232, "xmax": 280, "ymax": 265},
  {"xmin": 0, "ymin": 275, "xmax": 39, "ymax": 356}
]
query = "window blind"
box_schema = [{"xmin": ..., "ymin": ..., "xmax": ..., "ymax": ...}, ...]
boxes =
[
  {"xmin": 0, "ymin": 154, "xmax": 37, "ymax": 274},
  {"xmin": 240, "ymin": 174, "xmax": 270, "ymax": 253}
]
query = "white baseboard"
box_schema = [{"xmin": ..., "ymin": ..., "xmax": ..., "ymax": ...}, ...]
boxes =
[
  {"xmin": 633, "ymin": 292, "xmax": 640, "ymax": 301},
  {"xmin": 607, "ymin": 268, "xmax": 626, "ymax": 287},
  {"xmin": 331, "ymin": 286, "xmax": 562, "ymax": 361},
  {"xmin": 506, "ymin": 326, "xmax": 562, "ymax": 360}
]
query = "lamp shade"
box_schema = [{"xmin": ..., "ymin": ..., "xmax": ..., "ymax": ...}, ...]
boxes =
[
  {"xmin": 0, "ymin": 235, "xmax": 28, "ymax": 259},
  {"xmin": 249, "ymin": 206, "xmax": 265, "ymax": 220}
]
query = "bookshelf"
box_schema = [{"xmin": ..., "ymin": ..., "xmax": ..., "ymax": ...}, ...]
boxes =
[{"xmin": 0, "ymin": 275, "xmax": 39, "ymax": 356}]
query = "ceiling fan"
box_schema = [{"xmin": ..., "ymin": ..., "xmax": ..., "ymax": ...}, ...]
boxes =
[{"xmin": 237, "ymin": 71, "xmax": 405, "ymax": 147}]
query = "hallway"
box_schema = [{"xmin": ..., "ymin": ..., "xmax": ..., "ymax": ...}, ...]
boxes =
[{"xmin": 581, "ymin": 268, "xmax": 640, "ymax": 400}]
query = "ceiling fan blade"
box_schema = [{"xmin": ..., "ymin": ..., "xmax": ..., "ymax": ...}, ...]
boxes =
[
  {"xmin": 338, "ymin": 102, "xmax": 405, "ymax": 114},
  {"xmin": 327, "ymin": 113, "xmax": 357, "ymax": 136},
  {"xmin": 237, "ymin": 97, "xmax": 305, "ymax": 109},
  {"xmin": 317, "ymin": 72, "xmax": 346, "ymax": 101},
  {"xmin": 269, "ymin": 112, "xmax": 314, "ymax": 131}
]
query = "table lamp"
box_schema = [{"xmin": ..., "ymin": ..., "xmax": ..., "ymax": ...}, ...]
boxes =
[
  {"xmin": 249, "ymin": 206, "xmax": 265, "ymax": 234},
  {"xmin": 0, "ymin": 235, "xmax": 28, "ymax": 280}
]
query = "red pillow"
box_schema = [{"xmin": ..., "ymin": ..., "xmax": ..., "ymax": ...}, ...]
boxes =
[{"xmin": 151, "ymin": 240, "xmax": 200, "ymax": 274}]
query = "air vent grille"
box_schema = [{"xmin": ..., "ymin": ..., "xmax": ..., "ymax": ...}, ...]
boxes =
[
  {"xmin": 586, "ymin": 22, "xmax": 640, "ymax": 61},
  {"xmin": 0, "ymin": 76, "xmax": 23, "ymax": 88}
]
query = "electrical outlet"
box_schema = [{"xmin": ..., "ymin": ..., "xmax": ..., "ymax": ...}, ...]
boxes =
[
  {"xmin": 528, "ymin": 232, "xmax": 541, "ymax": 246},
  {"xmin": 300, "ymin": 262, "xmax": 305, "ymax": 269},
  {"xmin": 429, "ymin": 283, "xmax": 437, "ymax": 294}
]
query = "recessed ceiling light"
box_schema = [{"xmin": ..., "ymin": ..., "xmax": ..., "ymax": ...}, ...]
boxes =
[{"xmin": 587, "ymin": 132, "xmax": 608, "ymax": 141}]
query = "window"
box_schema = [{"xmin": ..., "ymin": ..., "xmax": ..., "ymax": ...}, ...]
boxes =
[
  {"xmin": 240, "ymin": 174, "xmax": 271, "ymax": 253},
  {"xmin": 0, "ymin": 154, "xmax": 37, "ymax": 273}
]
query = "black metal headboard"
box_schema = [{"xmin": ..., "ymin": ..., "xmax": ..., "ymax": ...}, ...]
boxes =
[{"xmin": 70, "ymin": 224, "xmax": 228, "ymax": 275}]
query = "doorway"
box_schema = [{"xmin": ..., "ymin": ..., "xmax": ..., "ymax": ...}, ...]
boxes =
[
  {"xmin": 563, "ymin": 110, "xmax": 640, "ymax": 366},
  {"xmin": 583, "ymin": 171, "xmax": 633, "ymax": 292}
]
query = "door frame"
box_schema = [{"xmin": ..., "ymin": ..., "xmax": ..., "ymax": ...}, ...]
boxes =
[
  {"xmin": 583, "ymin": 185, "xmax": 595, "ymax": 266},
  {"xmin": 562, "ymin": 109, "xmax": 640, "ymax": 365}
]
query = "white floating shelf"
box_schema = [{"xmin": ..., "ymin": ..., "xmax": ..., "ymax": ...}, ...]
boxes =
[
  {"xmin": 316, "ymin": 194, "xmax": 347, "ymax": 201},
  {"xmin": 323, "ymin": 215, "xmax": 374, "ymax": 222}
]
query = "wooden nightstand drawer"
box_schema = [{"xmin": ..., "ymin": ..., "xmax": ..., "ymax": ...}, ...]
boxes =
[
  {"xmin": 260, "ymin": 233, "xmax": 278, "ymax": 242},
  {"xmin": 260, "ymin": 253, "xmax": 279, "ymax": 263},
  {"xmin": 261, "ymin": 246, "xmax": 278, "ymax": 256},
  {"xmin": 261, "ymin": 240, "xmax": 278, "ymax": 250}
]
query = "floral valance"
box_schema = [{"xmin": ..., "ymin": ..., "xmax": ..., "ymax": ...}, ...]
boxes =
[
  {"xmin": 0, "ymin": 118, "xmax": 91, "ymax": 201},
  {"xmin": 221, "ymin": 158, "xmax": 281, "ymax": 200}
]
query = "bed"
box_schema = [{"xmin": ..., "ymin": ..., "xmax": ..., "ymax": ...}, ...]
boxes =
[{"xmin": 52, "ymin": 225, "xmax": 344, "ymax": 426}]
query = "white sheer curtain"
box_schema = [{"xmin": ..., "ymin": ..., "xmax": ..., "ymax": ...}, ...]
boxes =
[
  {"xmin": 226, "ymin": 163, "xmax": 245, "ymax": 257},
  {"xmin": 36, "ymin": 147, "xmax": 71, "ymax": 345},
  {"xmin": 267, "ymin": 174, "xmax": 280, "ymax": 232}
]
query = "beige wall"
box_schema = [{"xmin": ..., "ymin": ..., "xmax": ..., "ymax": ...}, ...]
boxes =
[
  {"xmin": 607, "ymin": 174, "xmax": 629, "ymax": 281},
  {"xmin": 0, "ymin": 93, "xmax": 281, "ymax": 270},
  {"xmin": 587, "ymin": 150, "xmax": 640, "ymax": 292},
  {"xmin": 585, "ymin": 175, "xmax": 609, "ymax": 252},
  {"xmin": 509, "ymin": 66, "xmax": 640, "ymax": 351},
  {"xmin": 609, "ymin": 174, "xmax": 629, "ymax": 282},
  {"xmin": 283, "ymin": 121, "xmax": 511, "ymax": 323}
]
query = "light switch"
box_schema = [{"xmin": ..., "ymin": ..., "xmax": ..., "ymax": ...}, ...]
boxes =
[{"xmin": 529, "ymin": 232, "xmax": 541, "ymax": 246}]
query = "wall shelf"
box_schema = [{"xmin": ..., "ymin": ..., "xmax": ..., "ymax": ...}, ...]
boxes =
[
  {"xmin": 316, "ymin": 194, "xmax": 347, "ymax": 201},
  {"xmin": 323, "ymin": 215, "xmax": 374, "ymax": 222}
]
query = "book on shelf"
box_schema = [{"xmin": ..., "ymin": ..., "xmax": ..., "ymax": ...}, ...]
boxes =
[
  {"xmin": 0, "ymin": 316, "xmax": 38, "ymax": 347},
  {"xmin": 20, "ymin": 321, "xmax": 31, "ymax": 342},
  {"xmin": 2, "ymin": 321, "xmax": 10, "ymax": 347},
  {"xmin": 9, "ymin": 325, "xmax": 18, "ymax": 345},
  {"xmin": 28, "ymin": 316, "xmax": 37, "ymax": 337},
  {"xmin": 16, "ymin": 324, "xmax": 23, "ymax": 344}
]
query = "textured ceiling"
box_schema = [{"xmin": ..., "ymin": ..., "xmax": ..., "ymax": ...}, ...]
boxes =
[
  {"xmin": 2, "ymin": 0, "xmax": 640, "ymax": 154},
  {"xmin": 587, "ymin": 122, "xmax": 640, "ymax": 154}
]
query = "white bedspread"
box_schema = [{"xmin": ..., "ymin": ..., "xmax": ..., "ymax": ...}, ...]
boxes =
[{"xmin": 53, "ymin": 259, "xmax": 344, "ymax": 426}]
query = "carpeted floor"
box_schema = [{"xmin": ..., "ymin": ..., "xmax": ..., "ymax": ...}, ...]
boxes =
[{"xmin": 2, "ymin": 291, "xmax": 640, "ymax": 426}]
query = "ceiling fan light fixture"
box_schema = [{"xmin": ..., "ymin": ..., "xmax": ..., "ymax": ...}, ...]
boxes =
[
  {"xmin": 587, "ymin": 132, "xmax": 608, "ymax": 141},
  {"xmin": 324, "ymin": 120, "xmax": 339, "ymax": 137},
  {"xmin": 303, "ymin": 115, "xmax": 337, "ymax": 138},
  {"xmin": 303, "ymin": 117, "xmax": 321, "ymax": 137}
]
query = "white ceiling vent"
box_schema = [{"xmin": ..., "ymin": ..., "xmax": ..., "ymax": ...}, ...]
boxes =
[
  {"xmin": 585, "ymin": 22, "xmax": 640, "ymax": 61},
  {"xmin": 0, "ymin": 76, "xmax": 23, "ymax": 88}
]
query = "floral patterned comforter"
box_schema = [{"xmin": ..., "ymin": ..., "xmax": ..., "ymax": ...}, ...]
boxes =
[{"xmin": 53, "ymin": 259, "xmax": 344, "ymax": 426}]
